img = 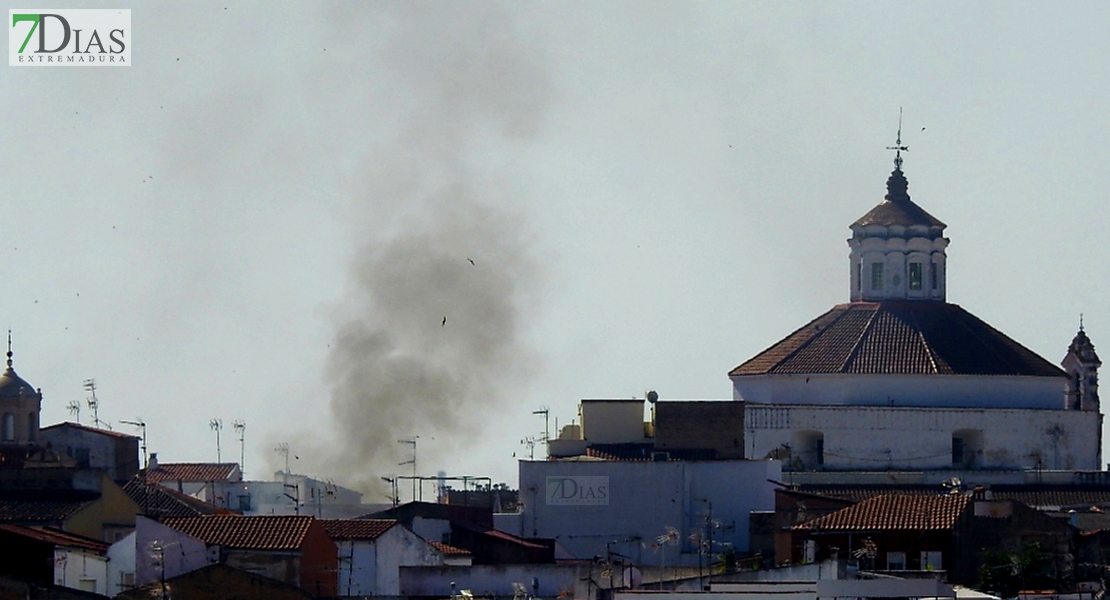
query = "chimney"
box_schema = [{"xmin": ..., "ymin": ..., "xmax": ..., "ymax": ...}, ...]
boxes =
[{"xmin": 148, "ymin": 452, "xmax": 158, "ymax": 472}]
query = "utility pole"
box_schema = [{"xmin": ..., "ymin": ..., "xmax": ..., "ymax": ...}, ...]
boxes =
[
  {"xmin": 232, "ymin": 420, "xmax": 246, "ymax": 476},
  {"xmin": 210, "ymin": 419, "xmax": 223, "ymax": 462}
]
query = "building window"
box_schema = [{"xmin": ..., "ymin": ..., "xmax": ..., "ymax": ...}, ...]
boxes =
[
  {"xmin": 871, "ymin": 263, "xmax": 884, "ymax": 291},
  {"xmin": 27, "ymin": 413, "xmax": 35, "ymax": 442},
  {"xmin": 887, "ymin": 551, "xmax": 906, "ymax": 570},
  {"xmin": 855, "ymin": 264, "xmax": 861, "ymax": 291},
  {"xmin": 815, "ymin": 437, "xmax": 824, "ymax": 466},
  {"xmin": 952, "ymin": 436, "xmax": 964, "ymax": 465},
  {"xmin": 238, "ymin": 494, "xmax": 252, "ymax": 512},
  {"xmin": 74, "ymin": 448, "xmax": 90, "ymax": 468},
  {"xmin": 908, "ymin": 262, "xmax": 922, "ymax": 290},
  {"xmin": 931, "ymin": 263, "xmax": 938, "ymax": 290},
  {"xmin": 1, "ymin": 413, "xmax": 13, "ymax": 441},
  {"xmin": 921, "ymin": 551, "xmax": 942, "ymax": 570}
]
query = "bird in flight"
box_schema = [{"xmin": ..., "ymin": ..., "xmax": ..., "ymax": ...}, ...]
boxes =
[
  {"xmin": 441, "ymin": 316, "xmax": 447, "ymax": 326},
  {"xmin": 467, "ymin": 258, "xmax": 475, "ymax": 266}
]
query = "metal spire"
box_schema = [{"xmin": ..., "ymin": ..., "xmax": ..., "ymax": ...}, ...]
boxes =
[
  {"xmin": 886, "ymin": 108, "xmax": 909, "ymax": 170},
  {"xmin": 6, "ymin": 330, "xmax": 12, "ymax": 369},
  {"xmin": 1080, "ymin": 313, "xmax": 1085, "ymax": 332}
]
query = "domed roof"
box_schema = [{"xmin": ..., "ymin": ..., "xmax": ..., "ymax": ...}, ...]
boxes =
[
  {"xmin": 0, "ymin": 366, "xmax": 38, "ymax": 399},
  {"xmin": 852, "ymin": 168, "xmax": 946, "ymax": 230}
]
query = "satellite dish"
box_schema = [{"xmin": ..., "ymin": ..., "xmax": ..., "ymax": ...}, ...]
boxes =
[
  {"xmin": 646, "ymin": 390, "xmax": 659, "ymax": 404},
  {"xmin": 622, "ymin": 567, "xmax": 643, "ymax": 589}
]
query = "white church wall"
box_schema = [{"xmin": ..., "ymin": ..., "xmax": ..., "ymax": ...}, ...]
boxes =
[
  {"xmin": 745, "ymin": 404, "xmax": 1101, "ymax": 471},
  {"xmin": 732, "ymin": 373, "xmax": 1066, "ymax": 410},
  {"xmin": 519, "ymin": 459, "xmax": 779, "ymax": 567}
]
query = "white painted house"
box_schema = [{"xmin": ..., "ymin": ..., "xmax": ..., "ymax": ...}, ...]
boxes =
[
  {"xmin": 319, "ymin": 518, "xmax": 445, "ymax": 597},
  {"xmin": 518, "ymin": 458, "xmax": 780, "ymax": 567},
  {"xmin": 731, "ymin": 150, "xmax": 1102, "ymax": 474}
]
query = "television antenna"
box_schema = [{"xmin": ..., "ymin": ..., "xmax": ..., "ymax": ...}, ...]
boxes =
[
  {"xmin": 520, "ymin": 436, "xmax": 536, "ymax": 460},
  {"xmin": 397, "ymin": 437, "xmax": 418, "ymax": 500},
  {"xmin": 209, "ymin": 419, "xmax": 223, "ymax": 463},
  {"xmin": 232, "ymin": 420, "xmax": 246, "ymax": 475},
  {"xmin": 66, "ymin": 400, "xmax": 80, "ymax": 423},
  {"xmin": 275, "ymin": 443, "xmax": 290, "ymax": 473},
  {"xmin": 83, "ymin": 379, "xmax": 103, "ymax": 429},
  {"xmin": 532, "ymin": 407, "xmax": 550, "ymax": 443}
]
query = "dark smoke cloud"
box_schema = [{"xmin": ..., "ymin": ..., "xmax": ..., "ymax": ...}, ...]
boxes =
[{"xmin": 295, "ymin": 3, "xmax": 551, "ymax": 494}]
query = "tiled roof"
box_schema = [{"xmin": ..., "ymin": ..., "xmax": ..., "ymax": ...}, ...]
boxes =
[
  {"xmin": 429, "ymin": 540, "xmax": 472, "ymax": 556},
  {"xmin": 455, "ymin": 524, "xmax": 548, "ymax": 550},
  {"xmin": 0, "ymin": 491, "xmax": 97, "ymax": 523},
  {"xmin": 585, "ymin": 443, "xmax": 717, "ymax": 461},
  {"xmin": 40, "ymin": 421, "xmax": 139, "ymax": 439},
  {"xmin": 146, "ymin": 463, "xmax": 240, "ymax": 484},
  {"xmin": 319, "ymin": 518, "xmax": 396, "ymax": 541},
  {"xmin": 161, "ymin": 515, "xmax": 314, "ymax": 550},
  {"xmin": 731, "ymin": 302, "xmax": 1067, "ymax": 377},
  {"xmin": 122, "ymin": 477, "xmax": 223, "ymax": 518},
  {"xmin": 795, "ymin": 494, "xmax": 971, "ymax": 532},
  {"xmin": 799, "ymin": 484, "xmax": 1110, "ymax": 509},
  {"xmin": 0, "ymin": 523, "xmax": 109, "ymax": 553}
]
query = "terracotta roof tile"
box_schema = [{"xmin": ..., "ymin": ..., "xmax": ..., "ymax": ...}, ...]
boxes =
[
  {"xmin": 146, "ymin": 463, "xmax": 240, "ymax": 484},
  {"xmin": 852, "ymin": 197, "xmax": 945, "ymax": 229},
  {"xmin": 799, "ymin": 484, "xmax": 1110, "ymax": 509},
  {"xmin": 123, "ymin": 477, "xmax": 223, "ymax": 518},
  {"xmin": 795, "ymin": 494, "xmax": 971, "ymax": 532},
  {"xmin": 161, "ymin": 515, "xmax": 314, "ymax": 550},
  {"xmin": 731, "ymin": 302, "xmax": 1066, "ymax": 378},
  {"xmin": 0, "ymin": 523, "xmax": 109, "ymax": 553},
  {"xmin": 0, "ymin": 491, "xmax": 97, "ymax": 523},
  {"xmin": 319, "ymin": 519, "xmax": 396, "ymax": 541},
  {"xmin": 428, "ymin": 540, "xmax": 472, "ymax": 556}
]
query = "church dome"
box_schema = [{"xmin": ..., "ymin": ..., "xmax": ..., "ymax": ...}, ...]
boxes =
[{"xmin": 0, "ymin": 366, "xmax": 38, "ymax": 399}]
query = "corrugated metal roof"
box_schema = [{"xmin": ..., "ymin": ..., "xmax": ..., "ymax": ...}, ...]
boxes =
[{"xmin": 731, "ymin": 302, "xmax": 1066, "ymax": 378}]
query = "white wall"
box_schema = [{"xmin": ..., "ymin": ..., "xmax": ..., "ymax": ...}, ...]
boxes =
[
  {"xmin": 733, "ymin": 373, "xmax": 1067, "ymax": 410},
  {"xmin": 135, "ymin": 516, "xmax": 214, "ymax": 586},
  {"xmin": 746, "ymin": 404, "xmax": 1102, "ymax": 470},
  {"xmin": 54, "ymin": 548, "xmax": 108, "ymax": 595},
  {"xmin": 336, "ymin": 525, "xmax": 443, "ymax": 596},
  {"xmin": 108, "ymin": 531, "xmax": 136, "ymax": 596},
  {"xmin": 519, "ymin": 460, "xmax": 780, "ymax": 567},
  {"xmin": 401, "ymin": 564, "xmax": 588, "ymax": 599}
]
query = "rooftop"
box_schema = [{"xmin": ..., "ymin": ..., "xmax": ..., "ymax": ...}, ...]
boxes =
[
  {"xmin": 318, "ymin": 518, "xmax": 396, "ymax": 541},
  {"xmin": 161, "ymin": 515, "xmax": 315, "ymax": 550},
  {"xmin": 731, "ymin": 301, "xmax": 1066, "ymax": 378},
  {"xmin": 145, "ymin": 462, "xmax": 240, "ymax": 484},
  {"xmin": 122, "ymin": 477, "xmax": 224, "ymax": 518},
  {"xmin": 795, "ymin": 493, "xmax": 971, "ymax": 532},
  {"xmin": 40, "ymin": 421, "xmax": 140, "ymax": 439},
  {"xmin": 0, "ymin": 523, "xmax": 109, "ymax": 553}
]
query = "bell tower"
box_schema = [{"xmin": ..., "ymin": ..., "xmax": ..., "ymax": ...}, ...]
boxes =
[
  {"xmin": 1063, "ymin": 319, "xmax": 1100, "ymax": 412},
  {"xmin": 0, "ymin": 333, "xmax": 42, "ymax": 445}
]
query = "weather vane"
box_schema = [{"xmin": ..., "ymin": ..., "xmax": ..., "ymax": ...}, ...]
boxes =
[{"xmin": 886, "ymin": 107, "xmax": 908, "ymax": 170}]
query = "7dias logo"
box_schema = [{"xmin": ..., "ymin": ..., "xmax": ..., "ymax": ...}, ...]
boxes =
[{"xmin": 9, "ymin": 10, "xmax": 130, "ymax": 66}]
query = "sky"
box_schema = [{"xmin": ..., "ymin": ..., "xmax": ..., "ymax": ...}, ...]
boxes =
[{"xmin": 1, "ymin": 1, "xmax": 1109, "ymax": 503}]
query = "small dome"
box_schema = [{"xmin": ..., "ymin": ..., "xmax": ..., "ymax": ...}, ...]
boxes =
[{"xmin": 0, "ymin": 367, "xmax": 38, "ymax": 399}]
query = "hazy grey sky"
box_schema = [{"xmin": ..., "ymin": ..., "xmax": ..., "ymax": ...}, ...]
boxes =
[{"xmin": 3, "ymin": 1, "xmax": 1108, "ymax": 499}]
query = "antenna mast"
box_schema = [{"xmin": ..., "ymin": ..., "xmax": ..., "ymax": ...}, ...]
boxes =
[
  {"xmin": 67, "ymin": 400, "xmax": 80, "ymax": 424},
  {"xmin": 275, "ymin": 443, "xmax": 290, "ymax": 474},
  {"xmin": 210, "ymin": 419, "xmax": 223, "ymax": 463},
  {"xmin": 84, "ymin": 379, "xmax": 102, "ymax": 429},
  {"xmin": 232, "ymin": 420, "xmax": 246, "ymax": 476},
  {"xmin": 121, "ymin": 419, "xmax": 148, "ymax": 471},
  {"xmin": 397, "ymin": 437, "xmax": 418, "ymax": 501}
]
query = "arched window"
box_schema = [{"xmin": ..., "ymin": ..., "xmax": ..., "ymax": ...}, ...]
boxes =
[
  {"xmin": 27, "ymin": 412, "xmax": 35, "ymax": 442},
  {"xmin": 2, "ymin": 413, "xmax": 14, "ymax": 441}
]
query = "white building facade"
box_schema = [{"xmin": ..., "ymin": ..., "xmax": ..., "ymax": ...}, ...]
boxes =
[
  {"xmin": 518, "ymin": 459, "xmax": 780, "ymax": 567},
  {"xmin": 732, "ymin": 153, "xmax": 1102, "ymax": 474}
]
